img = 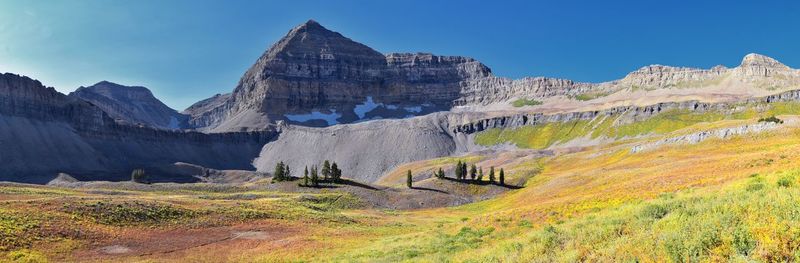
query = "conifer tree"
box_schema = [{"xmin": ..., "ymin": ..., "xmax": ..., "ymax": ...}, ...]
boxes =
[
  {"xmin": 499, "ymin": 168, "xmax": 505, "ymax": 186},
  {"xmin": 273, "ymin": 161, "xmax": 286, "ymax": 182},
  {"xmin": 470, "ymin": 164, "xmax": 477, "ymax": 181},
  {"xmin": 311, "ymin": 166, "xmax": 319, "ymax": 187},
  {"xmin": 462, "ymin": 162, "xmax": 468, "ymax": 180},
  {"xmin": 406, "ymin": 170, "xmax": 413, "ymax": 188},
  {"xmin": 478, "ymin": 167, "xmax": 484, "ymax": 181},
  {"xmin": 322, "ymin": 160, "xmax": 331, "ymax": 181},
  {"xmin": 455, "ymin": 161, "xmax": 463, "ymax": 180},
  {"xmin": 331, "ymin": 162, "xmax": 340, "ymax": 182},
  {"xmin": 489, "ymin": 166, "xmax": 496, "ymax": 184},
  {"xmin": 303, "ymin": 166, "xmax": 309, "ymax": 187},
  {"xmin": 438, "ymin": 168, "xmax": 445, "ymax": 179},
  {"xmin": 131, "ymin": 169, "xmax": 148, "ymax": 184},
  {"xmin": 285, "ymin": 165, "xmax": 291, "ymax": 179}
]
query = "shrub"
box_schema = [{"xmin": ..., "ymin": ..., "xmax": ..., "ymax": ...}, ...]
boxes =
[
  {"xmin": 639, "ymin": 203, "xmax": 669, "ymax": 219},
  {"xmin": 777, "ymin": 176, "xmax": 794, "ymax": 187},
  {"xmin": 758, "ymin": 116, "xmax": 784, "ymax": 124},
  {"xmin": 731, "ymin": 225, "xmax": 756, "ymax": 256}
]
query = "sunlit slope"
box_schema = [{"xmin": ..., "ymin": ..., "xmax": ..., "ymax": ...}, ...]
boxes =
[
  {"xmin": 339, "ymin": 117, "xmax": 800, "ymax": 262},
  {"xmin": 475, "ymin": 101, "xmax": 800, "ymax": 149}
]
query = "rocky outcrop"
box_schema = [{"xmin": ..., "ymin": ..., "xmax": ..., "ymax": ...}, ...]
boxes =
[
  {"xmin": 0, "ymin": 73, "xmax": 273, "ymax": 183},
  {"xmin": 630, "ymin": 121, "xmax": 779, "ymax": 153},
  {"xmin": 450, "ymin": 88, "xmax": 800, "ymax": 135},
  {"xmin": 186, "ymin": 20, "xmax": 489, "ymax": 132},
  {"xmin": 70, "ymin": 81, "xmax": 189, "ymax": 130}
]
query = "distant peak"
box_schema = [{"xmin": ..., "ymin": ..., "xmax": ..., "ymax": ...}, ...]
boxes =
[
  {"xmin": 740, "ymin": 53, "xmax": 787, "ymax": 68},
  {"xmin": 94, "ymin": 80, "xmax": 119, "ymax": 86},
  {"xmin": 303, "ymin": 19, "xmax": 321, "ymax": 27},
  {"xmin": 290, "ymin": 19, "xmax": 330, "ymax": 34}
]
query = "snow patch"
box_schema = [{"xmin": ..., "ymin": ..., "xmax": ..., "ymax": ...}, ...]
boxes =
[
  {"xmin": 404, "ymin": 106, "xmax": 422, "ymax": 113},
  {"xmin": 285, "ymin": 110, "xmax": 341, "ymax": 125},
  {"xmin": 354, "ymin": 96, "xmax": 381, "ymax": 119}
]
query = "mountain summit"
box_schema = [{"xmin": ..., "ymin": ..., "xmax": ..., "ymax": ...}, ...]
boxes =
[
  {"xmin": 70, "ymin": 81, "xmax": 187, "ymax": 129},
  {"xmin": 186, "ymin": 20, "xmax": 489, "ymax": 131}
]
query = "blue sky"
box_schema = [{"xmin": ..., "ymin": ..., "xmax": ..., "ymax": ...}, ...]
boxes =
[{"xmin": 1, "ymin": 1, "xmax": 798, "ymax": 110}]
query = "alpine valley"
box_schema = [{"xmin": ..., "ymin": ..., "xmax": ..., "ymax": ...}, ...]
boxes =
[{"xmin": 3, "ymin": 20, "xmax": 800, "ymax": 262}]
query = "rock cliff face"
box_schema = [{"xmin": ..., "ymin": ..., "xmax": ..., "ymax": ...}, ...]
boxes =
[
  {"xmin": 186, "ymin": 20, "xmax": 491, "ymax": 132},
  {"xmin": 187, "ymin": 20, "xmax": 800, "ymax": 132},
  {"xmin": 0, "ymin": 73, "xmax": 272, "ymax": 183},
  {"xmin": 70, "ymin": 81, "xmax": 189, "ymax": 130}
]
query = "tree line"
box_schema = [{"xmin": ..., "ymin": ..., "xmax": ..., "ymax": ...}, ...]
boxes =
[
  {"xmin": 407, "ymin": 160, "xmax": 505, "ymax": 188},
  {"xmin": 272, "ymin": 160, "xmax": 343, "ymax": 187}
]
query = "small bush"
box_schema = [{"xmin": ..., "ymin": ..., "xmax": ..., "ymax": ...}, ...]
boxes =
[
  {"xmin": 758, "ymin": 116, "xmax": 784, "ymax": 124},
  {"xmin": 731, "ymin": 226, "xmax": 756, "ymax": 256},
  {"xmin": 777, "ymin": 176, "xmax": 794, "ymax": 187},
  {"xmin": 639, "ymin": 203, "xmax": 669, "ymax": 219}
]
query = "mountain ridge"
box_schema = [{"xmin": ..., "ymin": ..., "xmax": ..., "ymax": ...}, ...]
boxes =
[
  {"xmin": 69, "ymin": 81, "xmax": 188, "ymax": 129},
  {"xmin": 183, "ymin": 20, "xmax": 800, "ymax": 132}
]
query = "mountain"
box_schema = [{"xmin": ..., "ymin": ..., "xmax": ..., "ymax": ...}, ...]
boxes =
[
  {"xmin": 70, "ymin": 81, "xmax": 188, "ymax": 130},
  {"xmin": 187, "ymin": 20, "xmax": 800, "ymax": 132},
  {"xmin": 186, "ymin": 20, "xmax": 491, "ymax": 132},
  {"xmin": 0, "ymin": 73, "xmax": 271, "ymax": 183}
]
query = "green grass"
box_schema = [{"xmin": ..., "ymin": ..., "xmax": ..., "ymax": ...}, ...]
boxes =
[
  {"xmin": 0, "ymin": 210, "xmax": 40, "ymax": 251},
  {"xmin": 511, "ymin": 99, "xmax": 543, "ymax": 107},
  {"xmin": 574, "ymin": 92, "xmax": 610, "ymax": 101},
  {"xmin": 343, "ymin": 169, "xmax": 800, "ymax": 262},
  {"xmin": 469, "ymin": 170, "xmax": 800, "ymax": 262},
  {"xmin": 62, "ymin": 200, "xmax": 196, "ymax": 226}
]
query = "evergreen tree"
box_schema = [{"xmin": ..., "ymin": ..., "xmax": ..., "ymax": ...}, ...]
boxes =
[
  {"xmin": 273, "ymin": 161, "xmax": 286, "ymax": 182},
  {"xmin": 131, "ymin": 169, "xmax": 148, "ymax": 184},
  {"xmin": 303, "ymin": 166, "xmax": 309, "ymax": 187},
  {"xmin": 455, "ymin": 161, "xmax": 463, "ymax": 180},
  {"xmin": 470, "ymin": 164, "xmax": 477, "ymax": 181},
  {"xmin": 478, "ymin": 167, "xmax": 484, "ymax": 181},
  {"xmin": 331, "ymin": 162, "xmax": 341, "ymax": 182},
  {"xmin": 499, "ymin": 168, "xmax": 505, "ymax": 186},
  {"xmin": 311, "ymin": 166, "xmax": 319, "ymax": 187},
  {"xmin": 322, "ymin": 160, "xmax": 331, "ymax": 181},
  {"xmin": 438, "ymin": 168, "xmax": 445, "ymax": 179},
  {"xmin": 462, "ymin": 162, "xmax": 468, "ymax": 180},
  {"xmin": 406, "ymin": 170, "xmax": 413, "ymax": 188},
  {"xmin": 489, "ymin": 166, "xmax": 496, "ymax": 184},
  {"xmin": 285, "ymin": 165, "xmax": 291, "ymax": 179}
]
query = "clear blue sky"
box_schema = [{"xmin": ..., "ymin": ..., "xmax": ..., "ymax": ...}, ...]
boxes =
[{"xmin": 1, "ymin": 0, "xmax": 798, "ymax": 110}]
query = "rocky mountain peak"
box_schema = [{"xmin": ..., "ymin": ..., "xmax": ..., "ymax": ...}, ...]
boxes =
[
  {"xmin": 736, "ymin": 53, "xmax": 792, "ymax": 78},
  {"xmin": 739, "ymin": 53, "xmax": 787, "ymax": 69},
  {"xmin": 263, "ymin": 19, "xmax": 384, "ymax": 62},
  {"xmin": 75, "ymin": 81, "xmax": 154, "ymax": 99},
  {"xmin": 69, "ymin": 81, "xmax": 187, "ymax": 129}
]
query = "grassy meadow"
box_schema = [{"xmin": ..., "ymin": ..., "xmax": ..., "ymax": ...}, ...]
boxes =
[{"xmin": 3, "ymin": 108, "xmax": 800, "ymax": 262}]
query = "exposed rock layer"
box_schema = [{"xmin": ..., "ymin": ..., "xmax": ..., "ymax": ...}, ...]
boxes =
[{"xmin": 0, "ymin": 73, "xmax": 273, "ymax": 183}]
